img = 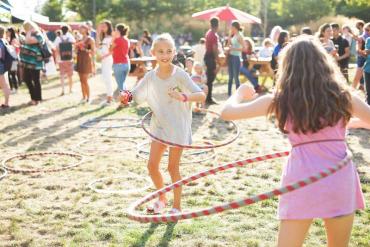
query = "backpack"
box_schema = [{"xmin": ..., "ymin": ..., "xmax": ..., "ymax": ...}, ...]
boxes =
[
  {"xmin": 40, "ymin": 40, "xmax": 52, "ymax": 63},
  {"xmin": 0, "ymin": 39, "xmax": 17, "ymax": 72},
  {"xmin": 59, "ymin": 36, "xmax": 73, "ymax": 61}
]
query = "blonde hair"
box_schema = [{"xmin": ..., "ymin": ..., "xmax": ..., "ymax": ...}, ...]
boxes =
[
  {"xmin": 23, "ymin": 20, "xmax": 40, "ymax": 33},
  {"xmin": 151, "ymin": 33, "xmax": 175, "ymax": 50},
  {"xmin": 192, "ymin": 62, "xmax": 203, "ymax": 73}
]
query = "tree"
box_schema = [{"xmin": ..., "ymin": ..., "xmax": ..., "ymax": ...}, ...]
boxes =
[
  {"xmin": 41, "ymin": 0, "xmax": 63, "ymax": 22},
  {"xmin": 270, "ymin": 0, "xmax": 334, "ymax": 26},
  {"xmin": 336, "ymin": 0, "xmax": 370, "ymax": 22}
]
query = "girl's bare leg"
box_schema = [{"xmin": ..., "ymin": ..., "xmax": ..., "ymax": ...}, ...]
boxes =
[
  {"xmin": 277, "ymin": 219, "xmax": 312, "ymax": 247},
  {"xmin": 168, "ymin": 147, "xmax": 183, "ymax": 210},
  {"xmin": 0, "ymin": 75, "xmax": 10, "ymax": 105},
  {"xmin": 148, "ymin": 141, "xmax": 168, "ymax": 202},
  {"xmin": 352, "ymin": 68, "xmax": 363, "ymax": 89},
  {"xmin": 324, "ymin": 213, "xmax": 354, "ymax": 247}
]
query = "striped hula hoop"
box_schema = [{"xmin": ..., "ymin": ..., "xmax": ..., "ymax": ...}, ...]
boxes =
[
  {"xmin": 2, "ymin": 151, "xmax": 85, "ymax": 173},
  {"xmin": 80, "ymin": 117, "xmax": 141, "ymax": 129},
  {"xmin": 127, "ymin": 151, "xmax": 352, "ymax": 223},
  {"xmin": 141, "ymin": 110, "xmax": 240, "ymax": 149},
  {"xmin": 0, "ymin": 167, "xmax": 7, "ymax": 180}
]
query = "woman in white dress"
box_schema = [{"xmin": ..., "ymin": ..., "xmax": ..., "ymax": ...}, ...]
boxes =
[{"xmin": 97, "ymin": 20, "xmax": 114, "ymax": 105}]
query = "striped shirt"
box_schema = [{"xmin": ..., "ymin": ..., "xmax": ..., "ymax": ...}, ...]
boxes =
[{"xmin": 20, "ymin": 33, "xmax": 44, "ymax": 70}]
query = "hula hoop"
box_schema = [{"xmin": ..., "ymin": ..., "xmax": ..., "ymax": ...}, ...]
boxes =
[
  {"xmin": 88, "ymin": 173, "xmax": 152, "ymax": 195},
  {"xmin": 136, "ymin": 148, "xmax": 217, "ymax": 165},
  {"xmin": 72, "ymin": 139, "xmax": 138, "ymax": 156},
  {"xmin": 2, "ymin": 151, "xmax": 85, "ymax": 173},
  {"xmin": 141, "ymin": 109, "xmax": 240, "ymax": 149},
  {"xmin": 0, "ymin": 167, "xmax": 7, "ymax": 180},
  {"xmin": 136, "ymin": 141, "xmax": 209, "ymax": 156},
  {"xmin": 127, "ymin": 151, "xmax": 352, "ymax": 223},
  {"xmin": 99, "ymin": 127, "xmax": 146, "ymax": 139},
  {"xmin": 80, "ymin": 117, "xmax": 141, "ymax": 129}
]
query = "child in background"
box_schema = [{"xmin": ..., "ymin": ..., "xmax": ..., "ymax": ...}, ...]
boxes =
[
  {"xmin": 191, "ymin": 62, "xmax": 208, "ymax": 110},
  {"xmin": 120, "ymin": 33, "xmax": 206, "ymax": 214},
  {"xmin": 185, "ymin": 57, "xmax": 194, "ymax": 75},
  {"xmin": 258, "ymin": 38, "xmax": 274, "ymax": 58},
  {"xmin": 221, "ymin": 37, "xmax": 369, "ymax": 247}
]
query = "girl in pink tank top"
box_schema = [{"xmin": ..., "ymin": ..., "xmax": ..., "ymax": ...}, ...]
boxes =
[{"xmin": 220, "ymin": 36, "xmax": 370, "ymax": 247}]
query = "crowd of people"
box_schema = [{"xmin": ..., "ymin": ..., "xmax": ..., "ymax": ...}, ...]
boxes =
[{"xmin": 0, "ymin": 18, "xmax": 369, "ymax": 110}]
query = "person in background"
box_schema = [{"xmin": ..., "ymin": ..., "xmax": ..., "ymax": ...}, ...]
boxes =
[
  {"xmin": 86, "ymin": 21, "xmax": 97, "ymax": 40},
  {"xmin": 204, "ymin": 17, "xmax": 220, "ymax": 105},
  {"xmin": 269, "ymin": 26, "xmax": 282, "ymax": 45},
  {"xmin": 271, "ymin": 30, "xmax": 289, "ymax": 71},
  {"xmin": 86, "ymin": 21, "xmax": 97, "ymax": 74},
  {"xmin": 129, "ymin": 39, "xmax": 143, "ymax": 75},
  {"xmin": 191, "ymin": 62, "xmax": 208, "ymax": 110},
  {"xmin": 226, "ymin": 20, "xmax": 246, "ymax": 97},
  {"xmin": 54, "ymin": 25, "xmax": 75, "ymax": 95},
  {"xmin": 362, "ymin": 23, "xmax": 370, "ymax": 105},
  {"xmin": 0, "ymin": 26, "xmax": 11, "ymax": 108},
  {"xmin": 75, "ymin": 24, "xmax": 95, "ymax": 103},
  {"xmin": 317, "ymin": 23, "xmax": 336, "ymax": 56},
  {"xmin": 19, "ymin": 21, "xmax": 45, "ymax": 106},
  {"xmin": 353, "ymin": 20, "xmax": 366, "ymax": 90},
  {"xmin": 185, "ymin": 57, "xmax": 194, "ymax": 75},
  {"xmin": 140, "ymin": 30, "xmax": 152, "ymax": 57},
  {"xmin": 73, "ymin": 30, "xmax": 82, "ymax": 41},
  {"xmin": 6, "ymin": 27, "xmax": 20, "ymax": 94},
  {"xmin": 342, "ymin": 25, "xmax": 357, "ymax": 60},
  {"xmin": 300, "ymin": 27, "xmax": 313, "ymax": 35},
  {"xmin": 331, "ymin": 23, "xmax": 350, "ymax": 82},
  {"xmin": 240, "ymin": 37, "xmax": 264, "ymax": 93},
  {"xmin": 97, "ymin": 20, "xmax": 114, "ymax": 106},
  {"xmin": 192, "ymin": 38, "xmax": 206, "ymax": 65},
  {"xmin": 111, "ymin": 23, "xmax": 130, "ymax": 108},
  {"xmin": 258, "ymin": 38, "xmax": 274, "ymax": 58}
]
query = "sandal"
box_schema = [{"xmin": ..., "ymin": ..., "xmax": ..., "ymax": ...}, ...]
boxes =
[{"xmin": 147, "ymin": 200, "xmax": 166, "ymax": 214}]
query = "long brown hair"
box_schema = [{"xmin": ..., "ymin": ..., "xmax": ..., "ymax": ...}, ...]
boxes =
[{"xmin": 268, "ymin": 36, "xmax": 352, "ymax": 134}]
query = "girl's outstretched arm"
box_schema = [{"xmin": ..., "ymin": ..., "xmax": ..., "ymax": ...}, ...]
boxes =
[
  {"xmin": 168, "ymin": 88, "xmax": 205, "ymax": 103},
  {"xmin": 220, "ymin": 84, "xmax": 273, "ymax": 121}
]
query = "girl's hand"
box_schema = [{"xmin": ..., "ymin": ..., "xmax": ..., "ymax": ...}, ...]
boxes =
[
  {"xmin": 238, "ymin": 84, "xmax": 257, "ymax": 101},
  {"xmin": 168, "ymin": 88, "xmax": 186, "ymax": 102}
]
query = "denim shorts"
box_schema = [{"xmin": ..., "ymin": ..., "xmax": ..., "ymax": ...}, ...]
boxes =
[
  {"xmin": 0, "ymin": 62, "xmax": 5, "ymax": 75},
  {"xmin": 357, "ymin": 56, "xmax": 366, "ymax": 68}
]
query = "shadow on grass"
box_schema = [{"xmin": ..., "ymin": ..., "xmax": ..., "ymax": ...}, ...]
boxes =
[{"xmin": 131, "ymin": 222, "xmax": 177, "ymax": 247}]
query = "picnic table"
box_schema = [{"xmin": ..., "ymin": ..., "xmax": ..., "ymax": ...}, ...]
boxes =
[{"xmin": 129, "ymin": 56, "xmax": 157, "ymax": 80}]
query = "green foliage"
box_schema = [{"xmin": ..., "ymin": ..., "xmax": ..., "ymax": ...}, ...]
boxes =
[
  {"xmin": 270, "ymin": 0, "xmax": 333, "ymax": 26},
  {"xmin": 41, "ymin": 0, "xmax": 63, "ymax": 22},
  {"xmin": 42, "ymin": 0, "xmax": 369, "ymax": 36},
  {"xmin": 336, "ymin": 0, "xmax": 370, "ymax": 22}
]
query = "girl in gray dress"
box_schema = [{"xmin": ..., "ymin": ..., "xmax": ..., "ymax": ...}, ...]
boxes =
[{"xmin": 121, "ymin": 33, "xmax": 206, "ymax": 214}]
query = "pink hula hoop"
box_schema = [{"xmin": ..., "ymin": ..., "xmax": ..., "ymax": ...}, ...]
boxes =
[
  {"xmin": 127, "ymin": 151, "xmax": 352, "ymax": 223},
  {"xmin": 141, "ymin": 110, "xmax": 240, "ymax": 149}
]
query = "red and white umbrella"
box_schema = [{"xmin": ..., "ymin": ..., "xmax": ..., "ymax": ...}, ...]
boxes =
[{"xmin": 192, "ymin": 5, "xmax": 261, "ymax": 24}]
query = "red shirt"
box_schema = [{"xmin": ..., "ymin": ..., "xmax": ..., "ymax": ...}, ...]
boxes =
[
  {"xmin": 205, "ymin": 29, "xmax": 218, "ymax": 53},
  {"xmin": 113, "ymin": 36, "xmax": 130, "ymax": 64}
]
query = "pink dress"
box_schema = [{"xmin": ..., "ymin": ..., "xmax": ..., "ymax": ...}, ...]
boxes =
[{"xmin": 278, "ymin": 120, "xmax": 365, "ymax": 219}]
